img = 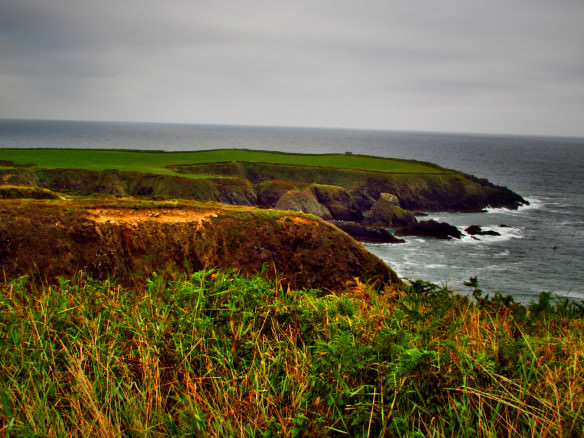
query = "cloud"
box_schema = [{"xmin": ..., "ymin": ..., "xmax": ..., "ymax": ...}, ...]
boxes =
[{"xmin": 1, "ymin": 0, "xmax": 583, "ymax": 136}]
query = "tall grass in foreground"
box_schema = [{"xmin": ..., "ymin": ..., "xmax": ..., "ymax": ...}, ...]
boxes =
[{"xmin": 0, "ymin": 271, "xmax": 583, "ymax": 437}]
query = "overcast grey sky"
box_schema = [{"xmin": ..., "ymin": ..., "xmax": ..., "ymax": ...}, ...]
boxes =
[{"xmin": 1, "ymin": 0, "xmax": 583, "ymax": 137}]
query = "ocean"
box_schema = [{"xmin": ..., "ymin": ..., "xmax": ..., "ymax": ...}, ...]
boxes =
[{"xmin": 1, "ymin": 119, "xmax": 583, "ymax": 303}]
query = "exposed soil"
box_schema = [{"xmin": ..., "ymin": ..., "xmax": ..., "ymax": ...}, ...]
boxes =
[{"xmin": 87, "ymin": 208, "xmax": 219, "ymax": 225}]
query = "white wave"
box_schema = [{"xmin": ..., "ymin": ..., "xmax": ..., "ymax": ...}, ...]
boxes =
[
  {"xmin": 493, "ymin": 226, "xmax": 524, "ymax": 241},
  {"xmin": 424, "ymin": 214, "xmax": 446, "ymax": 222},
  {"xmin": 425, "ymin": 263, "xmax": 461, "ymax": 270},
  {"xmin": 485, "ymin": 196, "xmax": 545, "ymax": 215},
  {"xmin": 364, "ymin": 236, "xmax": 427, "ymax": 248},
  {"xmin": 458, "ymin": 233, "xmax": 479, "ymax": 243},
  {"xmin": 483, "ymin": 207, "xmax": 517, "ymax": 216},
  {"xmin": 457, "ymin": 233, "xmax": 489, "ymax": 244},
  {"xmin": 521, "ymin": 197, "xmax": 545, "ymax": 211},
  {"xmin": 456, "ymin": 225, "xmax": 523, "ymax": 243}
]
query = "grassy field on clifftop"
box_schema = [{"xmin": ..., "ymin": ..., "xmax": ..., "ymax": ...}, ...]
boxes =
[
  {"xmin": 1, "ymin": 148, "xmax": 447, "ymax": 176},
  {"xmin": 1, "ymin": 271, "xmax": 582, "ymax": 437}
]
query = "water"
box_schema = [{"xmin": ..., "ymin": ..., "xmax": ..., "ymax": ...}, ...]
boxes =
[{"xmin": 1, "ymin": 119, "xmax": 583, "ymax": 302}]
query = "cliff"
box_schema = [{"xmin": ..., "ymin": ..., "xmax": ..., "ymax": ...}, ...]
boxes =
[
  {"xmin": 170, "ymin": 160, "xmax": 527, "ymax": 212},
  {"xmin": 0, "ymin": 199, "xmax": 397, "ymax": 291},
  {"xmin": 1, "ymin": 154, "xmax": 527, "ymax": 213},
  {"xmin": 0, "ymin": 150, "xmax": 528, "ymax": 245}
]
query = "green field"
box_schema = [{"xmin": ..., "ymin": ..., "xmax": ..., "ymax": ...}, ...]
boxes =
[{"xmin": 0, "ymin": 148, "xmax": 446, "ymax": 176}]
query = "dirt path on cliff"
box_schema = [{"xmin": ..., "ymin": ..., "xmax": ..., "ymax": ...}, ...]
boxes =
[{"xmin": 87, "ymin": 208, "xmax": 219, "ymax": 225}]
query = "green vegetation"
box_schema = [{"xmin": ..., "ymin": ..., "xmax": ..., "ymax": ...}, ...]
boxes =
[
  {"xmin": 1, "ymin": 271, "xmax": 582, "ymax": 437},
  {"xmin": 0, "ymin": 148, "xmax": 446, "ymax": 176}
]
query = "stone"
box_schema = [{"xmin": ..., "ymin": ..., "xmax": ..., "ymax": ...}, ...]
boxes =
[
  {"xmin": 256, "ymin": 180, "xmax": 296, "ymax": 206},
  {"xmin": 364, "ymin": 193, "xmax": 417, "ymax": 227},
  {"xmin": 465, "ymin": 225, "xmax": 501, "ymax": 237},
  {"xmin": 313, "ymin": 184, "xmax": 363, "ymax": 222},
  {"xmin": 275, "ymin": 189, "xmax": 333, "ymax": 220},
  {"xmin": 330, "ymin": 221, "xmax": 405, "ymax": 243},
  {"xmin": 396, "ymin": 220, "xmax": 462, "ymax": 239}
]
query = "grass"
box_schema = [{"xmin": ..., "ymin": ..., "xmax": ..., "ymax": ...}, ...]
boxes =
[
  {"xmin": 1, "ymin": 270, "xmax": 582, "ymax": 437},
  {"xmin": 0, "ymin": 148, "xmax": 446, "ymax": 177}
]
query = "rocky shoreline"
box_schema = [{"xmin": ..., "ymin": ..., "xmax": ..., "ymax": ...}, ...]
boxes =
[{"xmin": 1, "ymin": 159, "xmax": 528, "ymax": 243}]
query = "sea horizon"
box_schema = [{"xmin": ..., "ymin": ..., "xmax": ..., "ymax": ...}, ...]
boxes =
[{"xmin": 2, "ymin": 117, "xmax": 583, "ymax": 143}]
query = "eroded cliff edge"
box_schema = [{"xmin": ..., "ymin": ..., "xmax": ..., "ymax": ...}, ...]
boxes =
[
  {"xmin": 1, "ymin": 158, "xmax": 527, "ymax": 213},
  {"xmin": 0, "ymin": 200, "xmax": 397, "ymax": 291}
]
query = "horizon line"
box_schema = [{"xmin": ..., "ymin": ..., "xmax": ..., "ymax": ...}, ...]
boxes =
[{"xmin": 1, "ymin": 116, "xmax": 583, "ymax": 141}]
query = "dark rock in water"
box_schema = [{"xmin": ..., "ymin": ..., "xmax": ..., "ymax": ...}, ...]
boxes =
[
  {"xmin": 330, "ymin": 221, "xmax": 405, "ymax": 243},
  {"xmin": 396, "ymin": 220, "xmax": 462, "ymax": 239},
  {"xmin": 363, "ymin": 193, "xmax": 417, "ymax": 227},
  {"xmin": 465, "ymin": 225, "xmax": 483, "ymax": 235},
  {"xmin": 465, "ymin": 225, "xmax": 501, "ymax": 236}
]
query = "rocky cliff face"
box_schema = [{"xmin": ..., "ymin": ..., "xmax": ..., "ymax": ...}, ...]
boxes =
[
  {"xmin": 171, "ymin": 161, "xmax": 528, "ymax": 212},
  {"xmin": 1, "ymin": 161, "xmax": 527, "ymax": 214},
  {"xmin": 0, "ymin": 200, "xmax": 397, "ymax": 291},
  {"xmin": 313, "ymin": 184, "xmax": 363, "ymax": 222},
  {"xmin": 275, "ymin": 189, "xmax": 333, "ymax": 220},
  {"xmin": 256, "ymin": 180, "xmax": 297, "ymax": 206},
  {"xmin": 363, "ymin": 193, "xmax": 417, "ymax": 227},
  {"xmin": 0, "ymin": 159, "xmax": 528, "ymax": 245}
]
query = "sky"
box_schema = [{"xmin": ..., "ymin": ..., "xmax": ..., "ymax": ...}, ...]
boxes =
[{"xmin": 1, "ymin": 0, "xmax": 584, "ymax": 137}]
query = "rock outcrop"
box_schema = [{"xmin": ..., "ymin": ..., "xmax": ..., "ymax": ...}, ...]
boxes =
[
  {"xmin": 363, "ymin": 193, "xmax": 417, "ymax": 228},
  {"xmin": 274, "ymin": 189, "xmax": 333, "ymax": 220},
  {"xmin": 313, "ymin": 184, "xmax": 363, "ymax": 222},
  {"xmin": 256, "ymin": 180, "xmax": 296, "ymax": 207},
  {"xmin": 330, "ymin": 221, "xmax": 405, "ymax": 244},
  {"xmin": 396, "ymin": 220, "xmax": 462, "ymax": 240},
  {"xmin": 465, "ymin": 225, "xmax": 501, "ymax": 237}
]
